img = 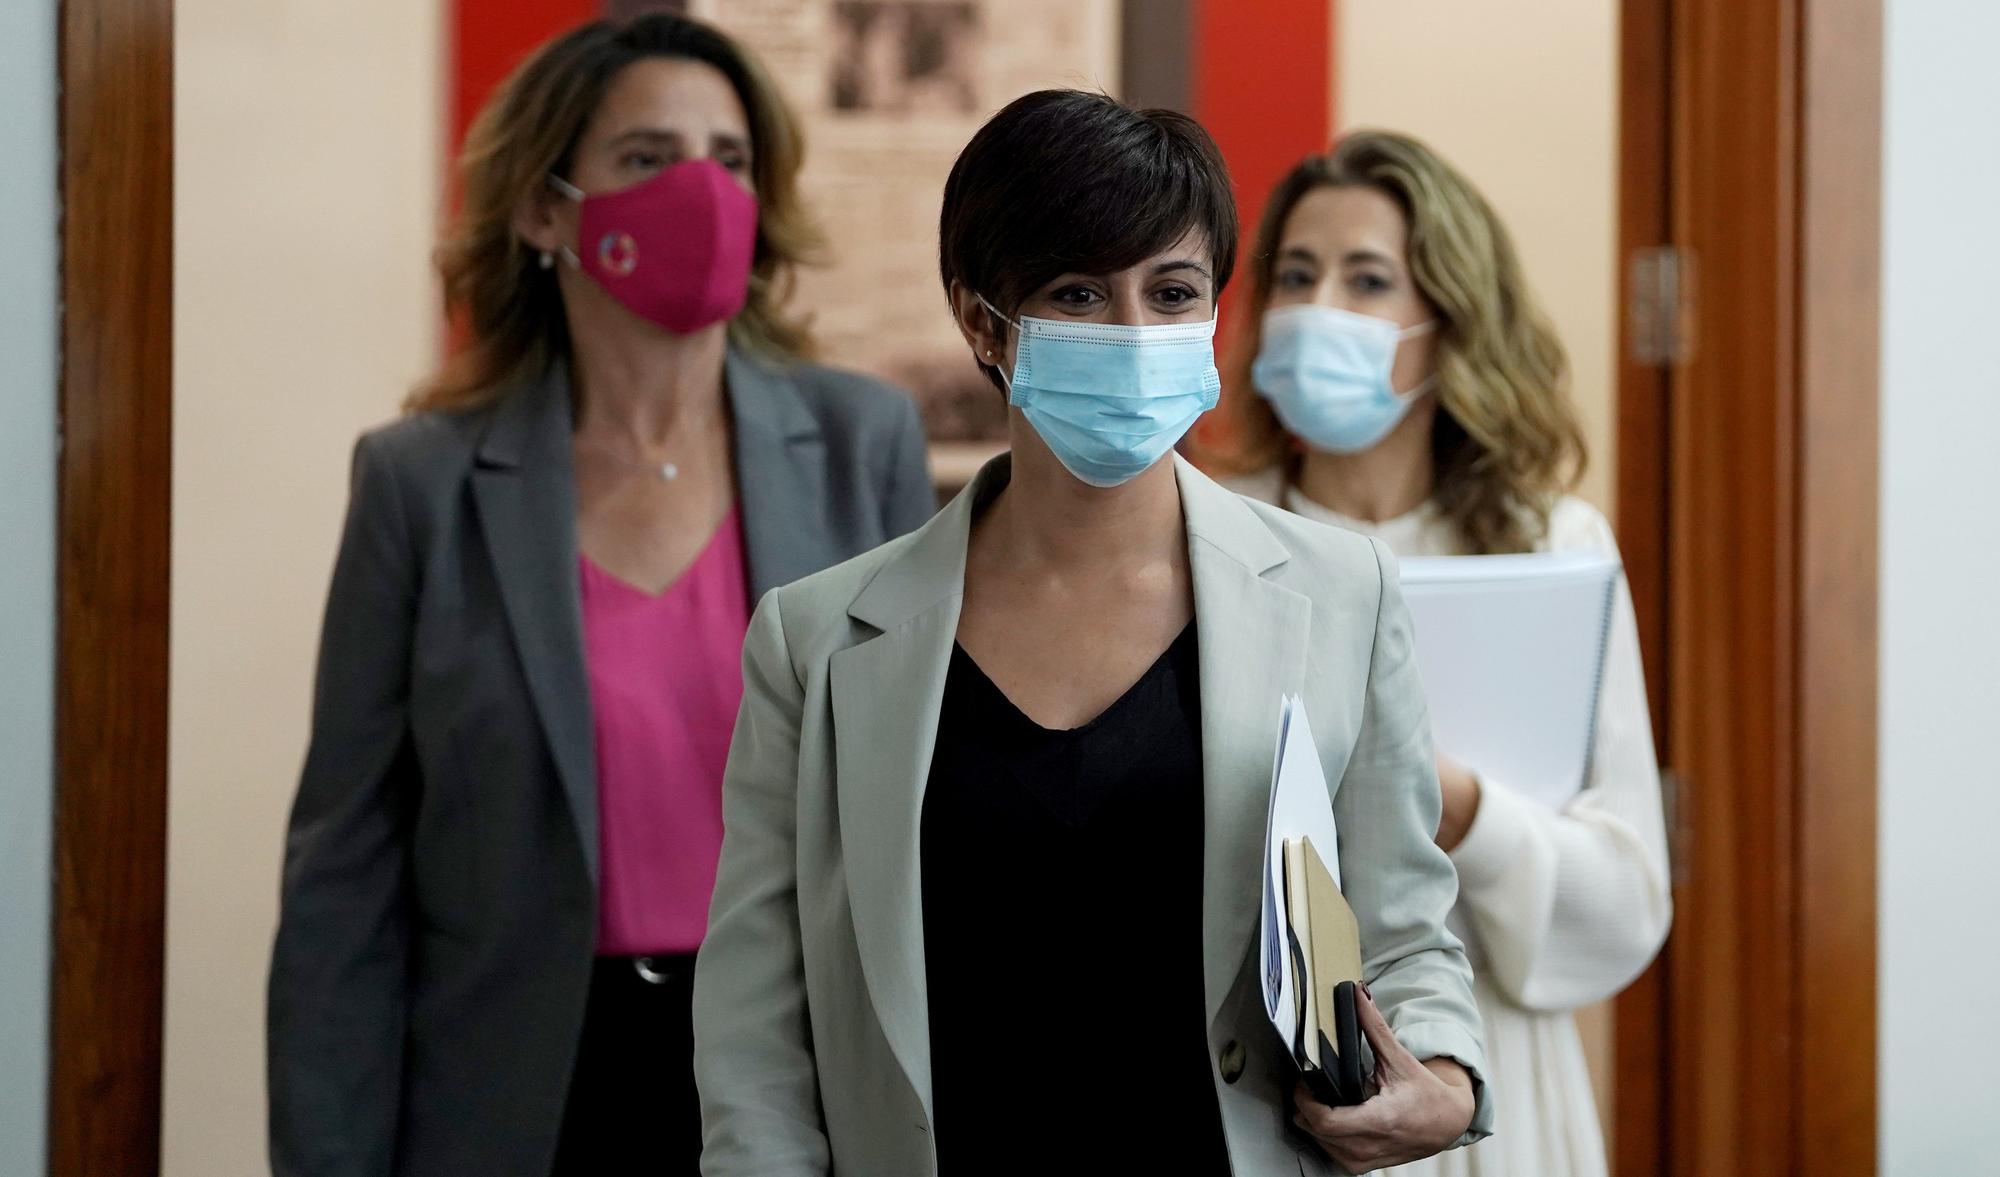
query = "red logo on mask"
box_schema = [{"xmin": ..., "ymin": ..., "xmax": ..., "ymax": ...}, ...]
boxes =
[{"xmin": 597, "ymin": 232, "xmax": 639, "ymax": 277}]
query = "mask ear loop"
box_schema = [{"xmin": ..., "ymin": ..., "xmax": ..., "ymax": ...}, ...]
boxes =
[
  {"xmin": 974, "ymin": 293, "xmax": 1021, "ymax": 332},
  {"xmin": 973, "ymin": 293, "xmax": 1020, "ymax": 386},
  {"xmin": 543, "ymin": 174, "xmax": 585, "ymax": 268},
  {"xmin": 1391, "ymin": 319, "xmax": 1441, "ymax": 399}
]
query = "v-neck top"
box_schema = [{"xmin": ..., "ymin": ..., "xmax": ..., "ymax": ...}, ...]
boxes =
[
  {"xmin": 578, "ymin": 507, "xmax": 750, "ymax": 956},
  {"xmin": 919, "ymin": 621, "xmax": 1227, "ymax": 1173}
]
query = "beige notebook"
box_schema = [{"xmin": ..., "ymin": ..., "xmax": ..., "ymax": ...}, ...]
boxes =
[
  {"xmin": 1284, "ymin": 835, "xmax": 1363, "ymax": 1069},
  {"xmin": 1283, "ymin": 838, "xmax": 1319, "ymax": 1062}
]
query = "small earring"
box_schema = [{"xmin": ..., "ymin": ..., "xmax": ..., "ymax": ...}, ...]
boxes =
[
  {"xmin": 538, "ymin": 250, "xmax": 554, "ymax": 270},
  {"xmin": 984, "ymin": 348, "xmax": 994, "ymax": 358}
]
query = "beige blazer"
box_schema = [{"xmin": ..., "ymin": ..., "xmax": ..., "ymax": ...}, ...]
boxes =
[{"xmin": 692, "ymin": 455, "xmax": 1492, "ymax": 1176}]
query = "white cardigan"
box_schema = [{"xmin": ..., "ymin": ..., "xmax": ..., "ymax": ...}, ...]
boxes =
[{"xmin": 1229, "ymin": 470, "xmax": 1672, "ymax": 1177}]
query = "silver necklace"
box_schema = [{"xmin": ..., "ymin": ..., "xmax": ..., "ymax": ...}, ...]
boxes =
[{"xmin": 577, "ymin": 440, "xmax": 680, "ymax": 481}]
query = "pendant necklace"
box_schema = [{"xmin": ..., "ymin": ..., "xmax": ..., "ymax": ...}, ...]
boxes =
[{"xmin": 578, "ymin": 440, "xmax": 681, "ymax": 481}]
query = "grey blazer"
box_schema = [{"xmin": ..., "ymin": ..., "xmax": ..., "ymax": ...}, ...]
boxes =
[
  {"xmin": 267, "ymin": 350, "xmax": 936, "ymax": 1177},
  {"xmin": 692, "ymin": 455, "xmax": 1493, "ymax": 1176}
]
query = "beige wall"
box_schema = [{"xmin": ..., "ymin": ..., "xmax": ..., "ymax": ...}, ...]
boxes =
[
  {"xmin": 1334, "ymin": 0, "xmax": 1622, "ymax": 1140},
  {"xmin": 165, "ymin": 2, "xmax": 442, "ymax": 1172},
  {"xmin": 0, "ymin": 4, "xmax": 59, "ymax": 1174},
  {"xmin": 1336, "ymin": 0, "xmax": 1619, "ymax": 516},
  {"xmin": 159, "ymin": 4, "xmax": 1618, "ymax": 1167},
  {"xmin": 1879, "ymin": 0, "xmax": 2000, "ymax": 1169}
]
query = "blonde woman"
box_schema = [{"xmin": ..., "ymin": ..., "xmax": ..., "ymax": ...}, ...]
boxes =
[
  {"xmin": 1198, "ymin": 130, "xmax": 1671, "ymax": 1177},
  {"xmin": 266, "ymin": 14, "xmax": 933, "ymax": 1176}
]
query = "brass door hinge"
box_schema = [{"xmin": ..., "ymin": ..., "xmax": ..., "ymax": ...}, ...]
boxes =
[{"xmin": 1629, "ymin": 246, "xmax": 1696, "ymax": 367}]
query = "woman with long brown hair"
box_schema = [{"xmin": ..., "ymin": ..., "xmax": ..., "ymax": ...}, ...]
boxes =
[
  {"xmin": 1199, "ymin": 130, "xmax": 1670, "ymax": 1177},
  {"xmin": 266, "ymin": 14, "xmax": 934, "ymax": 1176}
]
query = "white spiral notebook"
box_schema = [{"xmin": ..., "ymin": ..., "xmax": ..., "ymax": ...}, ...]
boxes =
[{"xmin": 1397, "ymin": 552, "xmax": 1623, "ymax": 811}]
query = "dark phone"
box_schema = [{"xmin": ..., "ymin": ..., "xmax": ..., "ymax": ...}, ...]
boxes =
[{"xmin": 1298, "ymin": 981, "xmax": 1373, "ymax": 1107}]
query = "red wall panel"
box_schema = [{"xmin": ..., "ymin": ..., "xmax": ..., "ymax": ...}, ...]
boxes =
[
  {"xmin": 451, "ymin": 0, "xmax": 600, "ymax": 156},
  {"xmin": 1192, "ymin": 0, "xmax": 1333, "ymax": 266},
  {"xmin": 1190, "ymin": 0, "xmax": 1334, "ymax": 448}
]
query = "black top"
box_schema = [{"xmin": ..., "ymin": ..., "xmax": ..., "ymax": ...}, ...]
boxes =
[{"xmin": 920, "ymin": 622, "xmax": 1229, "ymax": 1174}]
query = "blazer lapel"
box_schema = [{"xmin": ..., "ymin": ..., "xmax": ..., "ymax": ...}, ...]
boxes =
[
  {"xmin": 823, "ymin": 455, "xmax": 1304, "ymax": 1101},
  {"xmin": 726, "ymin": 349, "xmax": 831, "ymax": 599},
  {"xmin": 827, "ymin": 459, "xmax": 992, "ymax": 1120},
  {"xmin": 471, "ymin": 365, "xmax": 602, "ymax": 880},
  {"xmin": 1175, "ymin": 458, "xmax": 1313, "ymax": 1026}
]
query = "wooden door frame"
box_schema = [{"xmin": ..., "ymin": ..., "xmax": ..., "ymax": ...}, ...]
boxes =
[
  {"xmin": 39, "ymin": 0, "xmax": 1884, "ymax": 1169},
  {"xmin": 1613, "ymin": 0, "xmax": 1880, "ymax": 1171},
  {"xmin": 49, "ymin": 0, "xmax": 174, "ymax": 1173}
]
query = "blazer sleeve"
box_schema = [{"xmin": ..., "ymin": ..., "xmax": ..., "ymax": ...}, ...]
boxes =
[
  {"xmin": 693, "ymin": 590, "xmax": 830, "ymax": 1176},
  {"xmin": 1445, "ymin": 562, "xmax": 1673, "ymax": 1012},
  {"xmin": 1334, "ymin": 538, "xmax": 1494, "ymax": 1145},
  {"xmin": 880, "ymin": 392, "xmax": 938, "ymax": 539},
  {"xmin": 267, "ymin": 433, "xmax": 418, "ymax": 1177}
]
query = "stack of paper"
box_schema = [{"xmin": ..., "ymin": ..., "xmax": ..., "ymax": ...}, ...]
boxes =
[
  {"xmin": 1398, "ymin": 553, "xmax": 1623, "ymax": 811},
  {"xmin": 1259, "ymin": 695, "xmax": 1369, "ymax": 1106}
]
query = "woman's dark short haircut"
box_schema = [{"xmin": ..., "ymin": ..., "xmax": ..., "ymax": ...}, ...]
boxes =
[{"xmin": 938, "ymin": 89, "xmax": 1238, "ymax": 332}]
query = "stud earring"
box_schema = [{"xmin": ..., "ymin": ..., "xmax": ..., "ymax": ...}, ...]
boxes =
[{"xmin": 538, "ymin": 250, "xmax": 554, "ymax": 270}]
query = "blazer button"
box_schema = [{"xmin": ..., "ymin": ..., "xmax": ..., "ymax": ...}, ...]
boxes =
[{"xmin": 1219, "ymin": 1039, "xmax": 1246, "ymax": 1084}]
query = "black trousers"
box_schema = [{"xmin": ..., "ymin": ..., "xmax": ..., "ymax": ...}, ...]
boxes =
[{"xmin": 551, "ymin": 954, "xmax": 702, "ymax": 1175}]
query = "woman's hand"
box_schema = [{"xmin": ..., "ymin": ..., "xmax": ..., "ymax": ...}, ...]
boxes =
[
  {"xmin": 1293, "ymin": 986, "xmax": 1477, "ymax": 1172},
  {"xmin": 1434, "ymin": 752, "xmax": 1481, "ymax": 852}
]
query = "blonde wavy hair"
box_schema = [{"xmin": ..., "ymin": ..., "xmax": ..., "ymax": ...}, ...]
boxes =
[
  {"xmin": 409, "ymin": 14, "xmax": 824, "ymax": 413},
  {"xmin": 1195, "ymin": 130, "xmax": 1586, "ymax": 554}
]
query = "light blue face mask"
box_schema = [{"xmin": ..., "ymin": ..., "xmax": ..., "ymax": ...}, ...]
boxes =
[
  {"xmin": 1251, "ymin": 303, "xmax": 1437, "ymax": 454},
  {"xmin": 980, "ymin": 295, "xmax": 1221, "ymax": 488}
]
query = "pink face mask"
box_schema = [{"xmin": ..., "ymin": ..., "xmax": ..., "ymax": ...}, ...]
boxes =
[{"xmin": 548, "ymin": 157, "xmax": 760, "ymax": 335}]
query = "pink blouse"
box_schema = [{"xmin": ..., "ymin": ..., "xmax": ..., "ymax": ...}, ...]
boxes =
[{"xmin": 578, "ymin": 508, "xmax": 750, "ymax": 956}]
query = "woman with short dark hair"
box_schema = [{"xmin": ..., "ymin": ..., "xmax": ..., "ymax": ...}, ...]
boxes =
[
  {"xmin": 266, "ymin": 13, "xmax": 935, "ymax": 1177},
  {"xmin": 692, "ymin": 89, "xmax": 1490, "ymax": 1176}
]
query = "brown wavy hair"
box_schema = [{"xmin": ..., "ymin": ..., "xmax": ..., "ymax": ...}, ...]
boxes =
[
  {"xmin": 408, "ymin": 14, "xmax": 824, "ymax": 413},
  {"xmin": 1193, "ymin": 130, "xmax": 1586, "ymax": 554}
]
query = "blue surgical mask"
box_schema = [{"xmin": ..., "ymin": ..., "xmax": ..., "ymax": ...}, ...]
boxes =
[
  {"xmin": 980, "ymin": 295, "xmax": 1220, "ymax": 488},
  {"xmin": 1251, "ymin": 304, "xmax": 1438, "ymax": 454}
]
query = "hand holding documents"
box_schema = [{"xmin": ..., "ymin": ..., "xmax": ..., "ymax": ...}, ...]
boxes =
[
  {"xmin": 1260, "ymin": 695, "xmax": 1373, "ymax": 1106},
  {"xmin": 1398, "ymin": 553, "xmax": 1623, "ymax": 811}
]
